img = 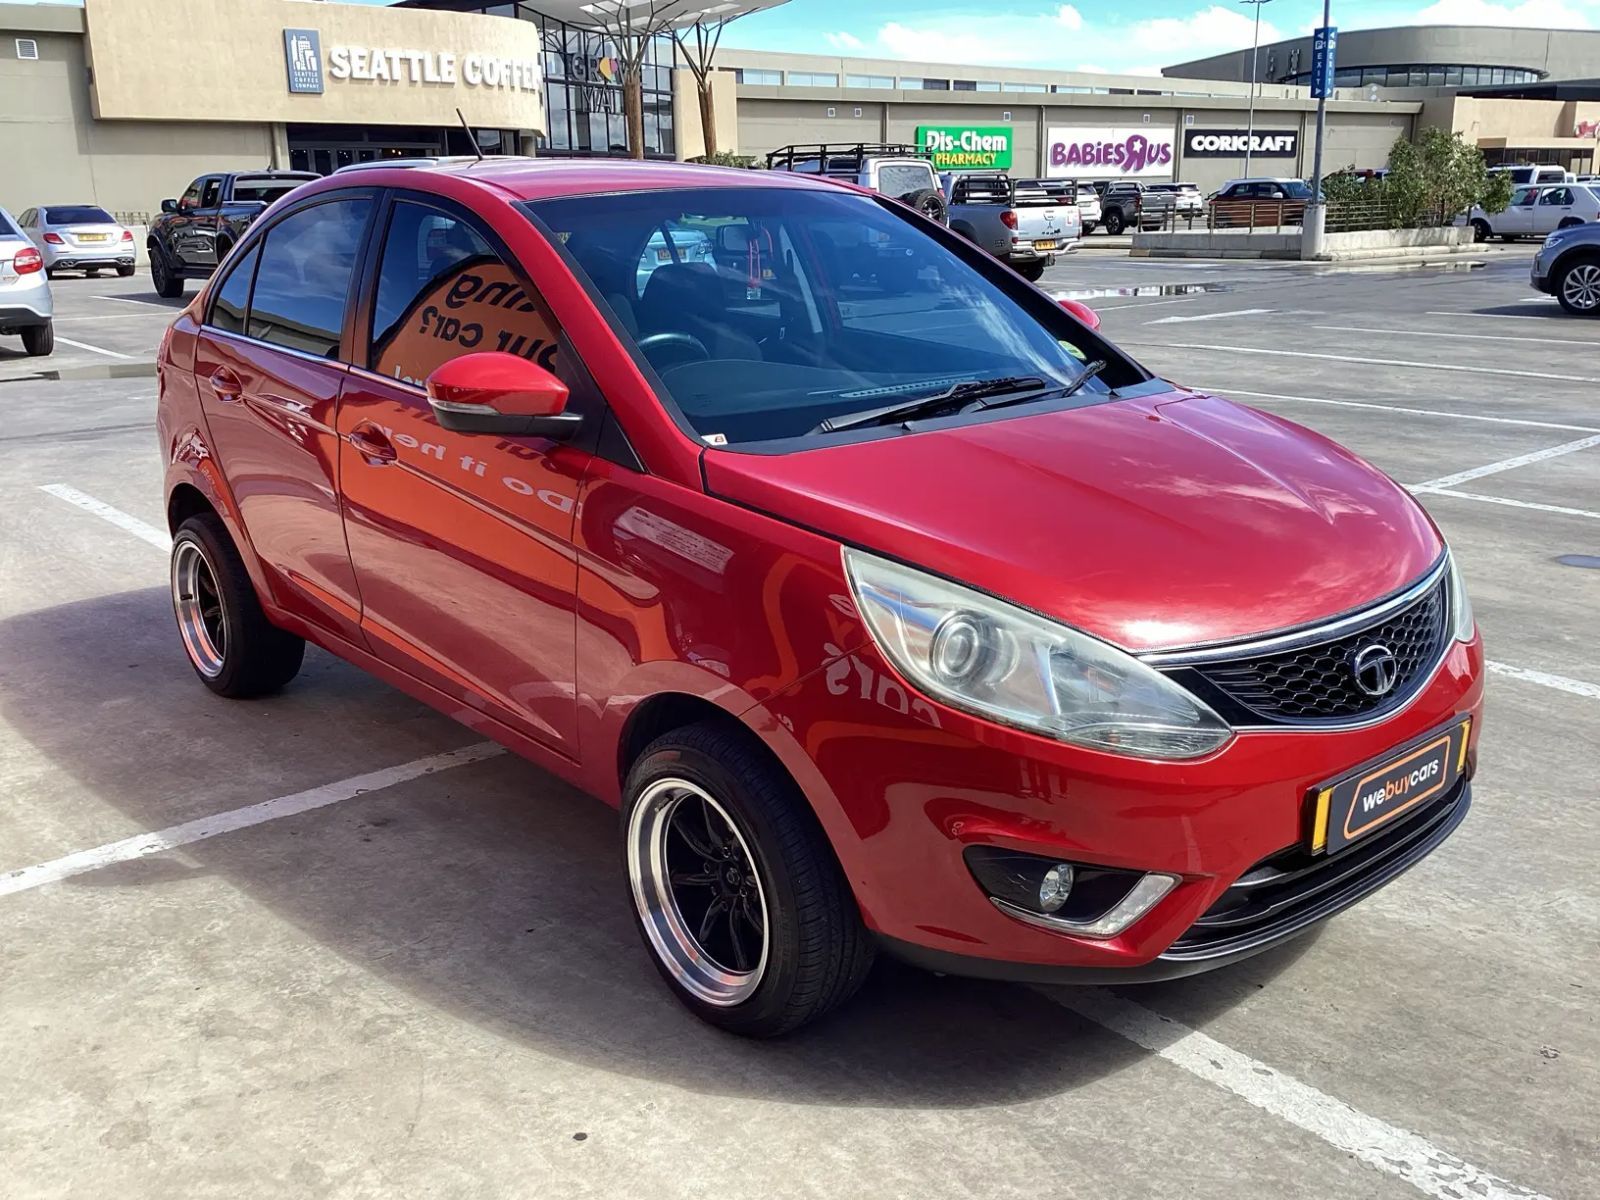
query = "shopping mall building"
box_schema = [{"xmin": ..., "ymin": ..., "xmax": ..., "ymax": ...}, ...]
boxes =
[{"xmin": 3, "ymin": 0, "xmax": 1597, "ymax": 220}]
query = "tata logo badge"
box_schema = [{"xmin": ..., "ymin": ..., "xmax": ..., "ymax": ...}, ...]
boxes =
[
  {"xmin": 284, "ymin": 28, "xmax": 325, "ymax": 95},
  {"xmin": 1352, "ymin": 644, "xmax": 1400, "ymax": 697}
]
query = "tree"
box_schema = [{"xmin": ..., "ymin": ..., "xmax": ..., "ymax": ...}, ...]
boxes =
[
  {"xmin": 673, "ymin": 10, "xmax": 755, "ymax": 160},
  {"xmin": 580, "ymin": 0, "xmax": 684, "ymax": 160},
  {"xmin": 1384, "ymin": 127, "xmax": 1509, "ymax": 227}
]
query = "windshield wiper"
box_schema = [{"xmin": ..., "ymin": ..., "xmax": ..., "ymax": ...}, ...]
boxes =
[
  {"xmin": 811, "ymin": 375, "xmax": 1053, "ymax": 434},
  {"xmin": 972, "ymin": 359, "xmax": 1106, "ymax": 412}
]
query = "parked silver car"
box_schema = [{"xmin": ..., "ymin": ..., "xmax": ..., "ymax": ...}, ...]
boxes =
[
  {"xmin": 17, "ymin": 204, "xmax": 136, "ymax": 278},
  {"xmin": 1531, "ymin": 221, "xmax": 1600, "ymax": 315},
  {"xmin": 0, "ymin": 207, "xmax": 55, "ymax": 356}
]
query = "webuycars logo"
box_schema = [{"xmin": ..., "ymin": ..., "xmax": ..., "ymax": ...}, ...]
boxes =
[{"xmin": 1047, "ymin": 128, "xmax": 1174, "ymax": 178}]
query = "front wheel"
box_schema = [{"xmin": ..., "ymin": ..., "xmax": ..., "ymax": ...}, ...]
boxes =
[
  {"xmin": 1104, "ymin": 209, "xmax": 1126, "ymax": 235},
  {"xmin": 150, "ymin": 245, "xmax": 185, "ymax": 299},
  {"xmin": 21, "ymin": 322, "xmax": 53, "ymax": 357},
  {"xmin": 623, "ymin": 723, "xmax": 874, "ymax": 1037},
  {"xmin": 1556, "ymin": 257, "xmax": 1600, "ymax": 316},
  {"xmin": 171, "ymin": 512, "xmax": 304, "ymax": 696}
]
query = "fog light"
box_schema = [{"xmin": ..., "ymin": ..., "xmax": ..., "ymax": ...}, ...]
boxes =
[{"xmin": 1038, "ymin": 863, "xmax": 1073, "ymax": 912}]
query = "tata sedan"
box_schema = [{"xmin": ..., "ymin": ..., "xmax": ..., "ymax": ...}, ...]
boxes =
[{"xmin": 156, "ymin": 161, "xmax": 1483, "ymax": 1036}]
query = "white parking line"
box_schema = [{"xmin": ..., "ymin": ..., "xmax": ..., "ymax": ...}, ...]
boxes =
[
  {"xmin": 1411, "ymin": 434, "xmax": 1600, "ymax": 492},
  {"xmin": 1189, "ymin": 386, "xmax": 1600, "ymax": 434},
  {"xmin": 54, "ymin": 335, "xmax": 134, "ymax": 361},
  {"xmin": 1148, "ymin": 308, "xmax": 1274, "ymax": 325},
  {"xmin": 1127, "ymin": 341, "xmax": 1600, "ymax": 384},
  {"xmin": 1315, "ymin": 324, "xmax": 1599, "ymax": 347},
  {"xmin": 1056, "ymin": 989, "xmax": 1552, "ymax": 1200},
  {"xmin": 1487, "ymin": 661, "xmax": 1600, "ymax": 701},
  {"xmin": 1425, "ymin": 489, "xmax": 1600, "ymax": 521},
  {"xmin": 1090, "ymin": 295, "xmax": 1204, "ymax": 311},
  {"xmin": 95, "ymin": 294, "xmax": 178, "ymax": 308},
  {"xmin": 39, "ymin": 483, "xmax": 171, "ymax": 549},
  {"xmin": 0, "ymin": 743, "xmax": 504, "ymax": 898}
]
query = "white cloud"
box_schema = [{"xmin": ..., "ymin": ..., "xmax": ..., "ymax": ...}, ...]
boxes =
[
  {"xmin": 1410, "ymin": 0, "xmax": 1593, "ymax": 27},
  {"xmin": 824, "ymin": 31, "xmax": 866, "ymax": 51},
  {"xmin": 1056, "ymin": 5, "xmax": 1084, "ymax": 32},
  {"xmin": 1129, "ymin": 6, "xmax": 1282, "ymax": 58}
]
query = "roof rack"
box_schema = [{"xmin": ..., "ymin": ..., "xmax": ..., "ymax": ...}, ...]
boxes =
[{"xmin": 766, "ymin": 142, "xmax": 931, "ymax": 172}]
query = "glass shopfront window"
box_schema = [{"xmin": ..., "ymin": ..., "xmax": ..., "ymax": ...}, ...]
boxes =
[{"xmin": 538, "ymin": 19, "xmax": 677, "ymax": 159}]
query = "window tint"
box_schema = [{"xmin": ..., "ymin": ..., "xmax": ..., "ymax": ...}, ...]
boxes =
[
  {"xmin": 209, "ymin": 242, "xmax": 260, "ymax": 335},
  {"xmin": 877, "ymin": 163, "xmax": 937, "ymax": 198},
  {"xmin": 45, "ymin": 206, "xmax": 114, "ymax": 225},
  {"xmin": 233, "ymin": 176, "xmax": 313, "ymax": 206},
  {"xmin": 369, "ymin": 200, "xmax": 560, "ymax": 388},
  {"xmin": 1538, "ymin": 187, "xmax": 1573, "ymax": 205},
  {"xmin": 248, "ymin": 198, "xmax": 371, "ymax": 358},
  {"xmin": 179, "ymin": 181, "xmax": 203, "ymax": 210},
  {"xmin": 1511, "ymin": 187, "xmax": 1536, "ymax": 205},
  {"xmin": 199, "ymin": 178, "xmax": 222, "ymax": 209}
]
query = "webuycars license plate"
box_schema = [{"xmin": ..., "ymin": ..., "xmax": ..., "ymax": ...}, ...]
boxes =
[{"xmin": 1311, "ymin": 718, "xmax": 1470, "ymax": 854}]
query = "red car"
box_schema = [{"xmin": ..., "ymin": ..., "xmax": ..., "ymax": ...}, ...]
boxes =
[{"xmin": 157, "ymin": 160, "xmax": 1483, "ymax": 1036}]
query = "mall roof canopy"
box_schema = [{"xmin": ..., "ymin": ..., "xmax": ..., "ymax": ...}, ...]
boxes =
[
  {"xmin": 1462, "ymin": 78, "xmax": 1600, "ymax": 102},
  {"xmin": 400, "ymin": 0, "xmax": 791, "ymax": 32}
]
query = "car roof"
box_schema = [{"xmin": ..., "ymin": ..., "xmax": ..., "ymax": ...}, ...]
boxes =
[{"xmin": 295, "ymin": 157, "xmax": 860, "ymax": 204}]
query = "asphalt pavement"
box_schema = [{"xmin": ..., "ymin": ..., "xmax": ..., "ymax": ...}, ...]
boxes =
[{"xmin": 2, "ymin": 251, "xmax": 1596, "ymax": 1200}]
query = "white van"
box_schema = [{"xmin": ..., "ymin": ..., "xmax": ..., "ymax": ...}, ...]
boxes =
[{"xmin": 1490, "ymin": 164, "xmax": 1573, "ymax": 187}]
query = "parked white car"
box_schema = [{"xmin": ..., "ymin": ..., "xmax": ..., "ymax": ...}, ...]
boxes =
[
  {"xmin": 16, "ymin": 204, "xmax": 136, "ymax": 278},
  {"xmin": 1489, "ymin": 164, "xmax": 1572, "ymax": 187},
  {"xmin": 1463, "ymin": 183, "xmax": 1600, "ymax": 242},
  {"xmin": 0, "ymin": 206, "xmax": 55, "ymax": 356}
]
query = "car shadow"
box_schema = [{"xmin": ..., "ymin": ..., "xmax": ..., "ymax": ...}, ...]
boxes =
[{"xmin": 0, "ymin": 587, "xmax": 1308, "ymax": 1107}]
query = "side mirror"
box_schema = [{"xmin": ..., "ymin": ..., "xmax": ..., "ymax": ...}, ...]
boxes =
[
  {"xmin": 161, "ymin": 199, "xmax": 179, "ymax": 214},
  {"xmin": 1058, "ymin": 297, "xmax": 1101, "ymax": 332},
  {"xmin": 425, "ymin": 352, "xmax": 580, "ymax": 439}
]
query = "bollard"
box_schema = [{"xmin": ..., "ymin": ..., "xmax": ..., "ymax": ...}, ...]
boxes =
[{"xmin": 1301, "ymin": 201, "xmax": 1327, "ymax": 260}]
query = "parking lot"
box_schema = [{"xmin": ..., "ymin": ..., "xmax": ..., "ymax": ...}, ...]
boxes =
[{"xmin": 3, "ymin": 251, "xmax": 1596, "ymax": 1199}]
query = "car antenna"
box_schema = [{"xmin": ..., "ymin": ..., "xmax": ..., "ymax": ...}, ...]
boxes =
[{"xmin": 456, "ymin": 108, "xmax": 484, "ymax": 162}]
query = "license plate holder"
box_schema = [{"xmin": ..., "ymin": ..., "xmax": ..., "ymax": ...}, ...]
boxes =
[
  {"xmin": 79, "ymin": 233, "xmax": 109, "ymax": 242},
  {"xmin": 1033, "ymin": 240, "xmax": 1057, "ymax": 252},
  {"xmin": 1310, "ymin": 717, "xmax": 1470, "ymax": 855}
]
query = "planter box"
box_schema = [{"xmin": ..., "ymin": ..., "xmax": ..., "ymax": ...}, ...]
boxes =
[{"xmin": 1131, "ymin": 224, "xmax": 1476, "ymax": 261}]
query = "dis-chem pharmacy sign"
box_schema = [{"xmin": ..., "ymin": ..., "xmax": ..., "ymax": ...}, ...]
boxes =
[{"xmin": 917, "ymin": 125, "xmax": 1014, "ymax": 171}]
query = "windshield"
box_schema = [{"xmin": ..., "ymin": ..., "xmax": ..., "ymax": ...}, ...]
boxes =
[
  {"xmin": 232, "ymin": 177, "xmax": 314, "ymax": 205},
  {"xmin": 45, "ymin": 206, "xmax": 115, "ymax": 225},
  {"xmin": 526, "ymin": 187, "xmax": 1129, "ymax": 446},
  {"xmin": 1281, "ymin": 181, "xmax": 1314, "ymax": 200}
]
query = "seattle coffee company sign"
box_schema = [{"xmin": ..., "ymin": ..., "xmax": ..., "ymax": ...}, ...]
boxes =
[
  {"xmin": 1184, "ymin": 129, "xmax": 1299, "ymax": 158},
  {"xmin": 282, "ymin": 28, "xmax": 541, "ymax": 94}
]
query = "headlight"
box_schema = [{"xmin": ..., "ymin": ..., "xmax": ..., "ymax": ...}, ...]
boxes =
[
  {"xmin": 1447, "ymin": 548, "xmax": 1475, "ymax": 643},
  {"xmin": 1544, "ymin": 229, "xmax": 1576, "ymax": 249},
  {"xmin": 843, "ymin": 549, "xmax": 1233, "ymax": 760}
]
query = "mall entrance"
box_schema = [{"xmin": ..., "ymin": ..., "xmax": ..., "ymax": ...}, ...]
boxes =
[{"xmin": 286, "ymin": 123, "xmax": 522, "ymax": 174}]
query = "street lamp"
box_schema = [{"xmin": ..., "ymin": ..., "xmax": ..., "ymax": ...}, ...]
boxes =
[{"xmin": 1239, "ymin": 0, "xmax": 1274, "ymax": 177}]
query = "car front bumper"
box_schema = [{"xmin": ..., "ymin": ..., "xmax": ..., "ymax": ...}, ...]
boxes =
[
  {"xmin": 762, "ymin": 630, "xmax": 1483, "ymax": 984},
  {"xmin": 1531, "ymin": 248, "xmax": 1555, "ymax": 293}
]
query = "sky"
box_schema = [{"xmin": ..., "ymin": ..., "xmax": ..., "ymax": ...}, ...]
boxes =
[
  {"xmin": 716, "ymin": 0, "xmax": 1600, "ymax": 75},
  {"xmin": 16, "ymin": 0, "xmax": 1600, "ymax": 75}
]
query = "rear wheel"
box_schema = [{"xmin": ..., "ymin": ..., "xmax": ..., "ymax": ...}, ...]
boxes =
[
  {"xmin": 170, "ymin": 512, "xmax": 304, "ymax": 697},
  {"xmin": 150, "ymin": 245, "xmax": 185, "ymax": 298},
  {"xmin": 1556, "ymin": 257, "xmax": 1600, "ymax": 316},
  {"xmin": 1471, "ymin": 219, "xmax": 1491, "ymax": 242},
  {"xmin": 1015, "ymin": 260, "xmax": 1047, "ymax": 282},
  {"xmin": 623, "ymin": 723, "xmax": 874, "ymax": 1037},
  {"xmin": 86, "ymin": 268, "xmax": 100, "ymax": 278},
  {"xmin": 117, "ymin": 264, "xmax": 135, "ymax": 278},
  {"xmin": 21, "ymin": 322, "xmax": 53, "ymax": 357},
  {"xmin": 1104, "ymin": 209, "xmax": 1126, "ymax": 235},
  {"xmin": 1082, "ymin": 221, "xmax": 1098, "ymax": 235},
  {"xmin": 1558, "ymin": 217, "xmax": 1584, "ymax": 230}
]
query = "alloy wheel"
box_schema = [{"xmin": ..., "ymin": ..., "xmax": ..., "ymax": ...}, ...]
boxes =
[
  {"xmin": 1562, "ymin": 263, "xmax": 1600, "ymax": 312},
  {"xmin": 172, "ymin": 539, "xmax": 228, "ymax": 677},
  {"xmin": 627, "ymin": 777, "xmax": 770, "ymax": 1006}
]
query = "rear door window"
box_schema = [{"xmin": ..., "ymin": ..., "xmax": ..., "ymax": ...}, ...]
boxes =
[
  {"xmin": 208, "ymin": 243, "xmax": 261, "ymax": 335},
  {"xmin": 248, "ymin": 198, "xmax": 372, "ymax": 358}
]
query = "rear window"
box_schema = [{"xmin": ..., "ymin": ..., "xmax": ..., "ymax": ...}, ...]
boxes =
[
  {"xmin": 0, "ymin": 209, "xmax": 22, "ymax": 239},
  {"xmin": 877, "ymin": 163, "xmax": 938, "ymax": 199},
  {"xmin": 45, "ymin": 206, "xmax": 114, "ymax": 225},
  {"xmin": 232, "ymin": 176, "xmax": 315, "ymax": 206}
]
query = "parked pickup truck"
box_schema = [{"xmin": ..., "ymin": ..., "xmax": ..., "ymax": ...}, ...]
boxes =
[
  {"xmin": 148, "ymin": 170, "xmax": 318, "ymax": 297},
  {"xmin": 942, "ymin": 173, "xmax": 1080, "ymax": 281}
]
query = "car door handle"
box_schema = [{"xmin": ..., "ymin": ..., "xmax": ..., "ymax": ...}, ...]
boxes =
[
  {"xmin": 348, "ymin": 421, "xmax": 397, "ymax": 464},
  {"xmin": 208, "ymin": 366, "xmax": 243, "ymax": 404}
]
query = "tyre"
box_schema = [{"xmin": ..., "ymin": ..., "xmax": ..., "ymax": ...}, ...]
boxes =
[
  {"xmin": 117, "ymin": 264, "xmax": 135, "ymax": 277},
  {"xmin": 623, "ymin": 722, "xmax": 874, "ymax": 1037},
  {"xmin": 1082, "ymin": 221, "xmax": 1097, "ymax": 235},
  {"xmin": 21, "ymin": 322, "xmax": 53, "ymax": 357},
  {"xmin": 1104, "ymin": 209, "xmax": 1126, "ymax": 235},
  {"xmin": 1470, "ymin": 219, "xmax": 1490, "ymax": 242},
  {"xmin": 150, "ymin": 245, "xmax": 185, "ymax": 298},
  {"xmin": 1498, "ymin": 233, "xmax": 1517, "ymax": 243},
  {"xmin": 900, "ymin": 187, "xmax": 948, "ymax": 225},
  {"xmin": 170, "ymin": 512, "xmax": 305, "ymax": 697},
  {"xmin": 86, "ymin": 268, "xmax": 100, "ymax": 278},
  {"xmin": 1015, "ymin": 260, "xmax": 1047, "ymax": 282},
  {"xmin": 1558, "ymin": 217, "xmax": 1584, "ymax": 230},
  {"xmin": 44, "ymin": 265, "xmax": 56, "ymax": 280},
  {"xmin": 1555, "ymin": 256, "xmax": 1600, "ymax": 316}
]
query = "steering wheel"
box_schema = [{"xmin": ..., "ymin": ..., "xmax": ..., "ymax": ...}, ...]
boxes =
[{"xmin": 637, "ymin": 330, "xmax": 711, "ymax": 370}]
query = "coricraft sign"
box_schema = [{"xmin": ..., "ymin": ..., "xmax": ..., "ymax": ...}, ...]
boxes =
[
  {"xmin": 1185, "ymin": 129, "xmax": 1299, "ymax": 158},
  {"xmin": 918, "ymin": 125, "xmax": 1014, "ymax": 170},
  {"xmin": 1046, "ymin": 127, "xmax": 1174, "ymax": 178}
]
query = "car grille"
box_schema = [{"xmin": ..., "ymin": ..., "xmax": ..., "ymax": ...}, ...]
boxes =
[
  {"xmin": 1169, "ymin": 573, "xmax": 1448, "ymax": 725},
  {"xmin": 1162, "ymin": 777, "xmax": 1469, "ymax": 961}
]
